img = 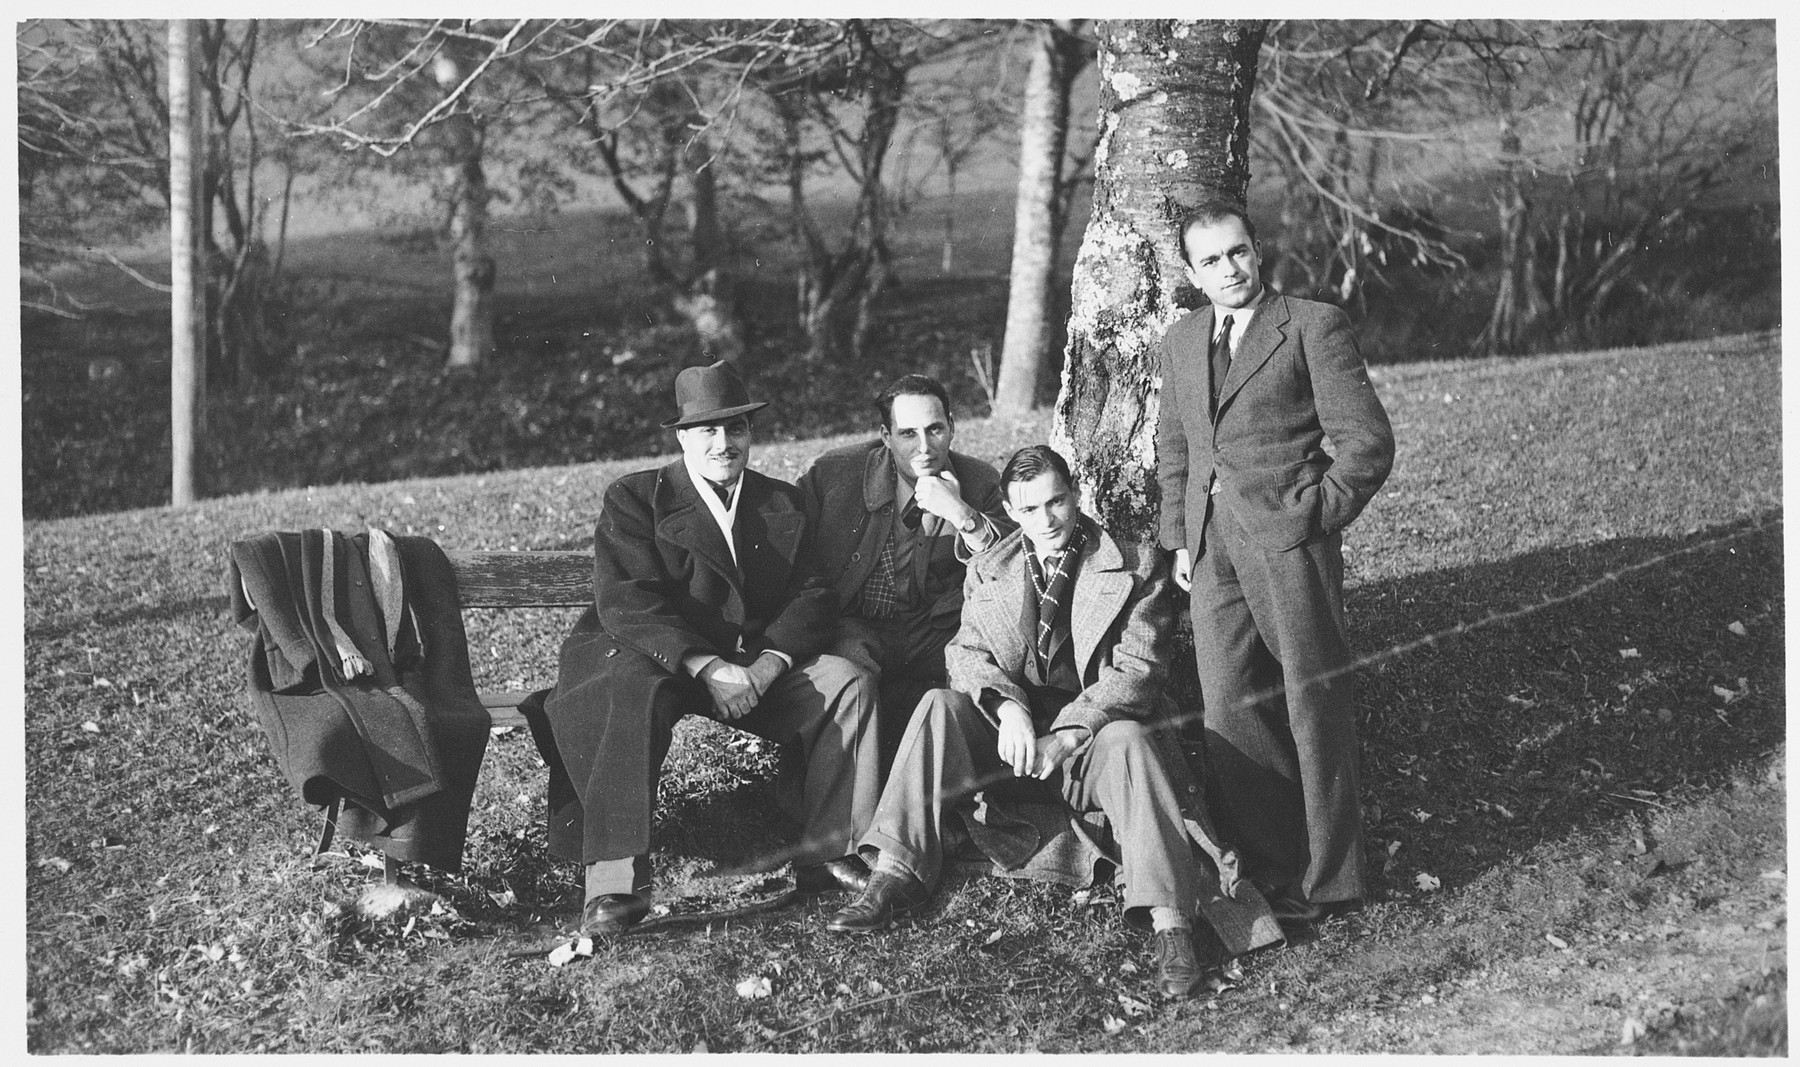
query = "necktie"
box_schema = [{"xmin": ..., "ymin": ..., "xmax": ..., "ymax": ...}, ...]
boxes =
[{"xmin": 1210, "ymin": 314, "xmax": 1234, "ymax": 419}]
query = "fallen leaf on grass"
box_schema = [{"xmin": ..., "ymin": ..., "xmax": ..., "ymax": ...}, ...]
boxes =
[
  {"xmin": 735, "ymin": 976, "xmax": 772, "ymax": 1000},
  {"xmin": 547, "ymin": 938, "xmax": 594, "ymax": 967},
  {"xmin": 1545, "ymin": 933, "xmax": 1570, "ymax": 950},
  {"xmin": 1101, "ymin": 1014, "xmax": 1128, "ymax": 1035},
  {"xmin": 865, "ymin": 979, "xmax": 884, "ymax": 995},
  {"xmin": 37, "ymin": 857, "xmax": 72, "ymax": 873},
  {"xmin": 1387, "ymin": 840, "xmax": 1403, "ymax": 857},
  {"xmin": 1728, "ymin": 621, "xmax": 1747, "ymax": 637},
  {"xmin": 81, "ymin": 721, "xmax": 101, "ymax": 733},
  {"xmin": 1619, "ymin": 1017, "xmax": 1647, "ymax": 1045},
  {"xmin": 1118, "ymin": 993, "xmax": 1152, "ymax": 1017},
  {"xmin": 982, "ymin": 929, "xmax": 1003, "ymax": 946},
  {"xmin": 1618, "ymin": 648, "xmax": 1640, "ymax": 659},
  {"xmin": 1415, "ymin": 873, "xmax": 1440, "ymax": 892},
  {"xmin": 488, "ymin": 889, "xmax": 517, "ymax": 908}
]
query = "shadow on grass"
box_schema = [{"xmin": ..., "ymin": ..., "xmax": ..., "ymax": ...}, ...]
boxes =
[
  {"xmin": 616, "ymin": 512, "xmax": 1781, "ymax": 913},
  {"xmin": 1346, "ymin": 511, "xmax": 1782, "ymax": 898}
]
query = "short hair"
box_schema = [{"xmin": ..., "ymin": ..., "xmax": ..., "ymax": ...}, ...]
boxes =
[
  {"xmin": 873, "ymin": 374, "xmax": 952, "ymax": 431},
  {"xmin": 999, "ymin": 444, "xmax": 1074, "ymax": 495},
  {"xmin": 1177, "ymin": 199, "xmax": 1258, "ymax": 266}
]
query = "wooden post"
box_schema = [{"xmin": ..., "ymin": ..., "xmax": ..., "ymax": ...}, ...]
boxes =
[{"xmin": 168, "ymin": 19, "xmax": 206, "ymax": 506}]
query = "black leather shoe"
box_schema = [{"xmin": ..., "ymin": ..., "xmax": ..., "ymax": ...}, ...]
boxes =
[
  {"xmin": 824, "ymin": 870, "xmax": 929, "ymax": 934},
  {"xmin": 580, "ymin": 893, "xmax": 649, "ymax": 937},
  {"xmin": 795, "ymin": 855, "xmax": 872, "ymax": 896},
  {"xmin": 1151, "ymin": 928, "xmax": 1205, "ymax": 999}
]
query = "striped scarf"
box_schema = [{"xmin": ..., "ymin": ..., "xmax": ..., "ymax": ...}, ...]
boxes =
[{"xmin": 1025, "ymin": 522, "xmax": 1086, "ymax": 665}]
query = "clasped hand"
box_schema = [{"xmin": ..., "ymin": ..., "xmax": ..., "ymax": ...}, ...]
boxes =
[
  {"xmin": 995, "ymin": 702, "xmax": 1079, "ymax": 779},
  {"xmin": 700, "ymin": 653, "xmax": 783, "ymax": 721}
]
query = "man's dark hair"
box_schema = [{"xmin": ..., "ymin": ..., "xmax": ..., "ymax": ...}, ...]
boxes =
[
  {"xmin": 873, "ymin": 374, "xmax": 952, "ymax": 431},
  {"xmin": 999, "ymin": 444, "xmax": 1074, "ymax": 495},
  {"xmin": 1177, "ymin": 198, "xmax": 1258, "ymax": 265}
]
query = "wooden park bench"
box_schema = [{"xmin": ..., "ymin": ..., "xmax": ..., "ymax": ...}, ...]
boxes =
[{"xmin": 445, "ymin": 548, "xmax": 593, "ymax": 728}]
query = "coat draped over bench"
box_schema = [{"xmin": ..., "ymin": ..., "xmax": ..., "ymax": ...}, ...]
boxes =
[{"xmin": 228, "ymin": 529, "xmax": 490, "ymax": 872}]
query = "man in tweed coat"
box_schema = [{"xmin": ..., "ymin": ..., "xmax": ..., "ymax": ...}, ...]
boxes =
[
  {"xmin": 823, "ymin": 445, "xmax": 1236, "ymax": 1000},
  {"xmin": 1156, "ymin": 199, "xmax": 1395, "ymax": 931}
]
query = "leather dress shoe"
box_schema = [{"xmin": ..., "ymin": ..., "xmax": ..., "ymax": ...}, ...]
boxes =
[
  {"xmin": 1150, "ymin": 928, "xmax": 1206, "ymax": 999},
  {"xmin": 824, "ymin": 870, "xmax": 930, "ymax": 934},
  {"xmin": 580, "ymin": 893, "xmax": 649, "ymax": 937},
  {"xmin": 795, "ymin": 855, "xmax": 872, "ymax": 895}
]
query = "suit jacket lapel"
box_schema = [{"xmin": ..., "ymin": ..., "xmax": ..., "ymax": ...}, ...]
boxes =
[
  {"xmin": 656, "ymin": 460, "xmax": 742, "ymax": 593},
  {"xmin": 1218, "ymin": 293, "xmax": 1290, "ymax": 418}
]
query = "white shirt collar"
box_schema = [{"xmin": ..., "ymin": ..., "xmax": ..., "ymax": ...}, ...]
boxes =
[{"xmin": 1212, "ymin": 286, "xmax": 1268, "ymax": 347}]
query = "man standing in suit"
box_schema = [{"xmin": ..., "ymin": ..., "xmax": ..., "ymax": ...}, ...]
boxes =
[
  {"xmin": 796, "ymin": 374, "xmax": 1011, "ymax": 765},
  {"xmin": 825, "ymin": 445, "xmax": 1244, "ymax": 1000},
  {"xmin": 1155, "ymin": 200, "xmax": 1395, "ymax": 929},
  {"xmin": 543, "ymin": 361, "xmax": 883, "ymax": 937}
]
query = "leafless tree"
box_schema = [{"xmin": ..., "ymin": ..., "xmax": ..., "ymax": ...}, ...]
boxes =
[{"xmin": 18, "ymin": 19, "xmax": 288, "ymax": 381}]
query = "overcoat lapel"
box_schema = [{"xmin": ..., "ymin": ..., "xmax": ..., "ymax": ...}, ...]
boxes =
[
  {"xmin": 1070, "ymin": 522, "xmax": 1132, "ymax": 678},
  {"xmin": 654, "ymin": 461, "xmax": 742, "ymax": 594},
  {"xmin": 1217, "ymin": 294, "xmax": 1291, "ymax": 418}
]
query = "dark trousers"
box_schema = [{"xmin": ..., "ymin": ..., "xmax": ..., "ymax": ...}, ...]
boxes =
[
  {"xmin": 1189, "ymin": 501, "xmax": 1366, "ymax": 904},
  {"xmin": 859, "ymin": 688, "xmax": 1201, "ymax": 919},
  {"xmin": 829, "ymin": 613, "xmax": 957, "ymax": 771}
]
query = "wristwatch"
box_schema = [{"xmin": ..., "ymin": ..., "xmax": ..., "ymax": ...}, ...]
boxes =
[{"xmin": 958, "ymin": 513, "xmax": 982, "ymax": 535}]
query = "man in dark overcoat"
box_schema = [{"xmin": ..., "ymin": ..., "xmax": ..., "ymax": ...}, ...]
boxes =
[
  {"xmin": 544, "ymin": 361, "xmax": 883, "ymax": 936},
  {"xmin": 796, "ymin": 374, "xmax": 1012, "ymax": 764},
  {"xmin": 1156, "ymin": 199, "xmax": 1395, "ymax": 931}
]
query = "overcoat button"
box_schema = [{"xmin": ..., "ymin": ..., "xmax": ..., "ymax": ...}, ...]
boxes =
[{"xmin": 852, "ymin": 553, "xmax": 861, "ymax": 562}]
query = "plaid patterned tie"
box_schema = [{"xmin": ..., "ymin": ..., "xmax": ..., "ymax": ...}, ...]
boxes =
[{"xmin": 1025, "ymin": 524, "xmax": 1086, "ymax": 664}]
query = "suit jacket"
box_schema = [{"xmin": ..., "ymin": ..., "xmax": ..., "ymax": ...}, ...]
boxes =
[
  {"xmin": 948, "ymin": 516, "xmax": 1169, "ymax": 741},
  {"xmin": 796, "ymin": 441, "xmax": 1011, "ymax": 627},
  {"xmin": 1156, "ymin": 292, "xmax": 1394, "ymax": 554}
]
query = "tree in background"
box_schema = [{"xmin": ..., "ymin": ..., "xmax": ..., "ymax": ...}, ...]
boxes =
[
  {"xmin": 18, "ymin": 19, "xmax": 291, "ymax": 382},
  {"xmin": 993, "ymin": 19, "xmax": 1093, "ymax": 417},
  {"xmin": 1052, "ymin": 18, "xmax": 1266, "ymax": 540},
  {"xmin": 296, "ymin": 19, "xmax": 546, "ymax": 368},
  {"xmin": 1470, "ymin": 20, "xmax": 1777, "ymax": 355},
  {"xmin": 744, "ymin": 20, "xmax": 985, "ymax": 364}
]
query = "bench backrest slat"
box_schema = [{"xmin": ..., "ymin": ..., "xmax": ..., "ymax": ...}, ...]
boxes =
[{"xmin": 446, "ymin": 550, "xmax": 592, "ymax": 609}]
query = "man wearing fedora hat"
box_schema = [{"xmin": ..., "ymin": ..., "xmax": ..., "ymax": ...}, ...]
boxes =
[{"xmin": 541, "ymin": 360, "xmax": 884, "ymax": 936}]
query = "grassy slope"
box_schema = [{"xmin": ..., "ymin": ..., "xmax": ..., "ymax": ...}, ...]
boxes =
[{"xmin": 21, "ymin": 333, "xmax": 1782, "ymax": 1053}]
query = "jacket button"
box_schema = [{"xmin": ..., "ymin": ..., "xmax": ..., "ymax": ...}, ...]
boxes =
[{"xmin": 851, "ymin": 553, "xmax": 861, "ymax": 562}]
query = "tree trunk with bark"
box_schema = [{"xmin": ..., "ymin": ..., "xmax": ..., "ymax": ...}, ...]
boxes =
[
  {"xmin": 671, "ymin": 143, "xmax": 746, "ymax": 364},
  {"xmin": 443, "ymin": 109, "xmax": 496, "ymax": 368},
  {"xmin": 1052, "ymin": 19, "xmax": 1265, "ymax": 541},
  {"xmin": 994, "ymin": 20, "xmax": 1081, "ymax": 418}
]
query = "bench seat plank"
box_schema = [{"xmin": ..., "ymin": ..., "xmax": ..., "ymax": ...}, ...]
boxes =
[{"xmin": 445, "ymin": 550, "xmax": 592, "ymax": 609}]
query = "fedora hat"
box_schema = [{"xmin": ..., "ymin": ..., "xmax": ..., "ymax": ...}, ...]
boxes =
[{"xmin": 661, "ymin": 360, "xmax": 769, "ymax": 429}]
